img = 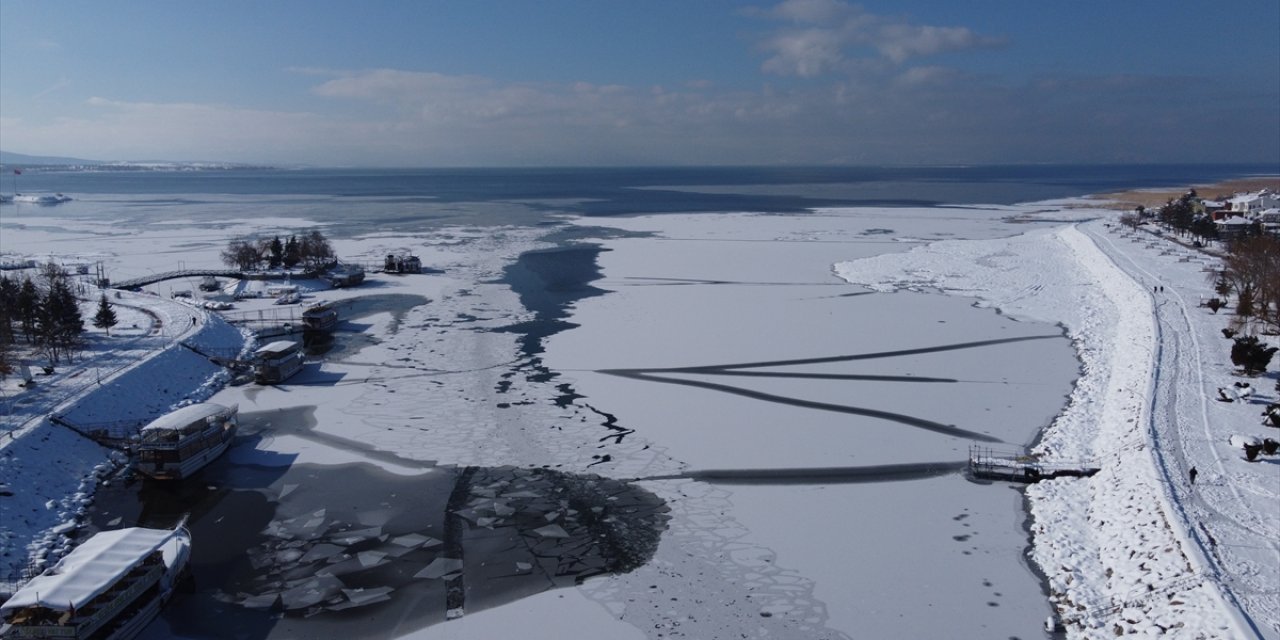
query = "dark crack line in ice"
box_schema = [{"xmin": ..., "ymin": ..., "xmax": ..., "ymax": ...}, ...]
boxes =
[
  {"xmin": 625, "ymin": 334, "xmax": 1061, "ymax": 374},
  {"xmin": 601, "ymin": 369, "xmax": 1002, "ymax": 443},
  {"xmin": 636, "ymin": 460, "xmax": 967, "ymax": 485}
]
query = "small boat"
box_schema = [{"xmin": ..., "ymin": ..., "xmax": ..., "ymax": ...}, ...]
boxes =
[
  {"xmin": 253, "ymin": 340, "xmax": 305, "ymax": 384},
  {"xmin": 326, "ymin": 264, "xmax": 365, "ymax": 287},
  {"xmin": 274, "ymin": 291, "xmax": 300, "ymax": 305},
  {"xmin": 0, "ymin": 522, "xmax": 191, "ymax": 640},
  {"xmin": 301, "ymin": 302, "xmax": 338, "ymax": 332},
  {"xmin": 134, "ymin": 402, "xmax": 238, "ymax": 481},
  {"xmin": 12, "ymin": 193, "xmax": 72, "ymax": 205}
]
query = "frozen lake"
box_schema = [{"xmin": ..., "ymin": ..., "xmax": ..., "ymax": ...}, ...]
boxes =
[{"xmin": 1, "ymin": 170, "xmax": 1104, "ymax": 638}]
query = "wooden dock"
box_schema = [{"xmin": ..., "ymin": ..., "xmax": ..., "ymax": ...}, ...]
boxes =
[{"xmin": 968, "ymin": 445, "xmax": 1099, "ymax": 483}]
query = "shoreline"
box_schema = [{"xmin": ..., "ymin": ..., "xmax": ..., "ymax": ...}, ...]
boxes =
[
  {"xmin": 1086, "ymin": 176, "xmax": 1280, "ymax": 211},
  {"xmin": 834, "ymin": 174, "xmax": 1278, "ymax": 636}
]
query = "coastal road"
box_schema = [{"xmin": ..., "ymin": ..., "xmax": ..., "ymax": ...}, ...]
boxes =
[{"xmin": 1086, "ymin": 224, "xmax": 1280, "ymax": 638}]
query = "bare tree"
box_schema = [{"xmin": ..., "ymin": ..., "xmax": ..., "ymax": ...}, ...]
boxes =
[
  {"xmin": 221, "ymin": 238, "xmax": 264, "ymax": 271},
  {"xmin": 1220, "ymin": 236, "xmax": 1280, "ymax": 327}
]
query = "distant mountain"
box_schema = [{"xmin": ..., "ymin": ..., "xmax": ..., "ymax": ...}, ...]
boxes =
[
  {"xmin": 0, "ymin": 150, "xmax": 278, "ymax": 172},
  {"xmin": 0, "ymin": 150, "xmax": 104, "ymax": 166}
]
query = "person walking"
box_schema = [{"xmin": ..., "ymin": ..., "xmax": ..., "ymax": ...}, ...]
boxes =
[{"xmin": 1189, "ymin": 466, "xmax": 1198, "ymax": 485}]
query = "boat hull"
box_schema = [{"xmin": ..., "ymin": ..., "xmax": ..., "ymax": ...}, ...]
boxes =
[{"xmin": 134, "ymin": 427, "xmax": 236, "ymax": 481}]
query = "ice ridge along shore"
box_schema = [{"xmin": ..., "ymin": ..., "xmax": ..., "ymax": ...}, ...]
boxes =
[{"xmin": 835, "ymin": 221, "xmax": 1255, "ymax": 638}]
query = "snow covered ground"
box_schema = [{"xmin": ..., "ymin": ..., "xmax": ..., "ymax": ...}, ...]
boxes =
[
  {"xmin": 836, "ymin": 217, "xmax": 1279, "ymax": 638},
  {"xmin": 2, "ymin": 196, "xmax": 1276, "ymax": 639}
]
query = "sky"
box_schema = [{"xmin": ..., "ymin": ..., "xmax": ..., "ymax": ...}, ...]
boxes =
[{"xmin": 1, "ymin": 0, "xmax": 1278, "ymax": 167}]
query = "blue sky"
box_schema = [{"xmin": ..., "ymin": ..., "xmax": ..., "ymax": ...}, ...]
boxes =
[{"xmin": 2, "ymin": 0, "xmax": 1277, "ymax": 167}]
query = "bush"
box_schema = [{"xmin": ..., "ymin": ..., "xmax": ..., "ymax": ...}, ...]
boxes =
[{"xmin": 1231, "ymin": 336, "xmax": 1279, "ymax": 375}]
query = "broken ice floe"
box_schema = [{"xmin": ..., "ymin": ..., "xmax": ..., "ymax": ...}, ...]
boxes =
[{"xmin": 219, "ymin": 464, "xmax": 668, "ymax": 626}]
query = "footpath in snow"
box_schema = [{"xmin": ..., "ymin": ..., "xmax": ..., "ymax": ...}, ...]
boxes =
[
  {"xmin": 0, "ymin": 292, "xmax": 248, "ymax": 586},
  {"xmin": 835, "ymin": 216, "xmax": 1278, "ymax": 638}
]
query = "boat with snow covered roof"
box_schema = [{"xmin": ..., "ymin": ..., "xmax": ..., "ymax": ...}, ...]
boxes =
[
  {"xmin": 134, "ymin": 402, "xmax": 238, "ymax": 481},
  {"xmin": 252, "ymin": 340, "xmax": 305, "ymax": 384},
  {"xmin": 0, "ymin": 521, "xmax": 191, "ymax": 640},
  {"xmin": 12, "ymin": 193, "xmax": 72, "ymax": 205}
]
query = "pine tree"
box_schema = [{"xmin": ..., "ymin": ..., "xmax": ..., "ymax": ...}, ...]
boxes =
[
  {"xmin": 0, "ymin": 275, "xmax": 17, "ymax": 347},
  {"xmin": 93, "ymin": 293, "xmax": 119, "ymax": 336},
  {"xmin": 16, "ymin": 278, "xmax": 40, "ymax": 342},
  {"xmin": 283, "ymin": 235, "xmax": 301, "ymax": 269},
  {"xmin": 269, "ymin": 236, "xmax": 284, "ymax": 269},
  {"xmin": 1231, "ymin": 336, "xmax": 1279, "ymax": 375},
  {"xmin": 37, "ymin": 277, "xmax": 84, "ymax": 364}
]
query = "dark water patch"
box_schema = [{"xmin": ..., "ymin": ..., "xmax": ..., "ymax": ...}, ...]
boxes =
[
  {"xmin": 495, "ymin": 243, "xmax": 608, "ymax": 358},
  {"xmin": 89, "ymin": 446, "xmax": 668, "ymax": 638},
  {"xmin": 583, "ymin": 403, "xmax": 633, "ymax": 444}
]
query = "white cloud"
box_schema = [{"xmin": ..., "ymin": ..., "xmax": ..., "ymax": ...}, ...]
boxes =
[{"xmin": 755, "ymin": 0, "xmax": 1005, "ymax": 76}]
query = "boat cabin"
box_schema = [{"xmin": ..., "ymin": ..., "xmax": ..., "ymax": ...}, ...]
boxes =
[
  {"xmin": 301, "ymin": 302, "xmax": 339, "ymax": 332},
  {"xmin": 135, "ymin": 403, "xmax": 239, "ymax": 480},
  {"xmin": 253, "ymin": 340, "xmax": 305, "ymax": 384},
  {"xmin": 0, "ymin": 526, "xmax": 191, "ymax": 640},
  {"xmin": 327, "ymin": 265, "xmax": 365, "ymax": 288}
]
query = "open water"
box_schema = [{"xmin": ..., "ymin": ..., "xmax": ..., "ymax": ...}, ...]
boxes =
[{"xmin": 4, "ymin": 163, "xmax": 1276, "ymax": 232}]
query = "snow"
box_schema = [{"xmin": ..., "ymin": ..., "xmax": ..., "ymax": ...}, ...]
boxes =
[
  {"xmin": 835, "ymin": 220, "xmax": 1277, "ymax": 637},
  {"xmin": 2, "ymin": 526, "xmax": 180, "ymax": 611},
  {"xmin": 2, "ymin": 194, "xmax": 1276, "ymax": 639}
]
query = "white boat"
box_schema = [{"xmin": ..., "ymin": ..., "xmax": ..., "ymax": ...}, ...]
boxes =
[
  {"xmin": 12, "ymin": 193, "xmax": 72, "ymax": 205},
  {"xmin": 0, "ymin": 522, "xmax": 191, "ymax": 640},
  {"xmin": 274, "ymin": 291, "xmax": 300, "ymax": 305},
  {"xmin": 301, "ymin": 301, "xmax": 338, "ymax": 332},
  {"xmin": 134, "ymin": 402, "xmax": 238, "ymax": 481},
  {"xmin": 253, "ymin": 340, "xmax": 305, "ymax": 384}
]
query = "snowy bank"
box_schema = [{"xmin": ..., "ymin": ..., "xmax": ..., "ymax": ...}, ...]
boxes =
[{"xmin": 834, "ymin": 220, "xmax": 1250, "ymax": 638}]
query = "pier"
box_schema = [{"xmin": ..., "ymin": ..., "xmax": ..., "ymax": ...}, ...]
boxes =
[{"xmin": 967, "ymin": 445, "xmax": 1099, "ymax": 483}]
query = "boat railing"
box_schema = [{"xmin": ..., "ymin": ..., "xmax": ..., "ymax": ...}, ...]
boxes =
[{"xmin": 73, "ymin": 563, "xmax": 163, "ymax": 636}]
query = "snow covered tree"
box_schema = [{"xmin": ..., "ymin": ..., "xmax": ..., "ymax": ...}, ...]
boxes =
[
  {"xmin": 35, "ymin": 275, "xmax": 84, "ymax": 364},
  {"xmin": 93, "ymin": 293, "xmax": 119, "ymax": 336}
]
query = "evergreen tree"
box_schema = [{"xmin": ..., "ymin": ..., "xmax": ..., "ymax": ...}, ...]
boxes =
[
  {"xmin": 269, "ymin": 236, "xmax": 284, "ymax": 269},
  {"xmin": 283, "ymin": 236, "xmax": 301, "ymax": 269},
  {"xmin": 16, "ymin": 278, "xmax": 40, "ymax": 342},
  {"xmin": 1231, "ymin": 336, "xmax": 1279, "ymax": 375},
  {"xmin": 36, "ymin": 277, "xmax": 84, "ymax": 364},
  {"xmin": 1237, "ymin": 287, "xmax": 1255, "ymax": 318},
  {"xmin": 0, "ymin": 275, "xmax": 17, "ymax": 347},
  {"xmin": 93, "ymin": 293, "xmax": 119, "ymax": 336}
]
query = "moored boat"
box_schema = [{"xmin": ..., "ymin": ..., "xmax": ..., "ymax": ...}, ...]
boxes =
[
  {"xmin": 134, "ymin": 402, "xmax": 238, "ymax": 481},
  {"xmin": 12, "ymin": 193, "xmax": 72, "ymax": 205},
  {"xmin": 301, "ymin": 302, "xmax": 338, "ymax": 332},
  {"xmin": 0, "ymin": 522, "xmax": 191, "ymax": 640},
  {"xmin": 253, "ymin": 340, "xmax": 305, "ymax": 384}
]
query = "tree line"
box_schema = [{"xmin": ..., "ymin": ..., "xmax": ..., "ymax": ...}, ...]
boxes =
[
  {"xmin": 0, "ymin": 265, "xmax": 92, "ymax": 376},
  {"xmin": 220, "ymin": 230, "xmax": 335, "ymax": 272}
]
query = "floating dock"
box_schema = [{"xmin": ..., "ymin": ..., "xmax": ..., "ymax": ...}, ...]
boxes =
[{"xmin": 968, "ymin": 445, "xmax": 1100, "ymax": 483}]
